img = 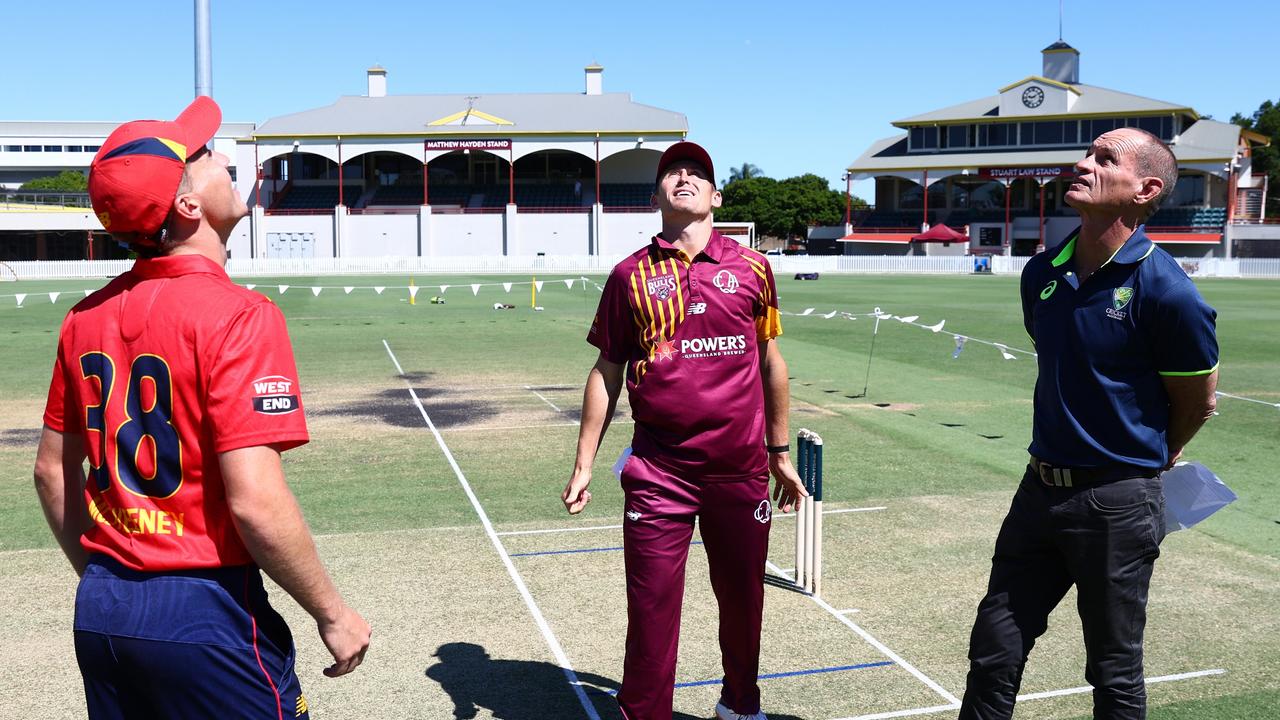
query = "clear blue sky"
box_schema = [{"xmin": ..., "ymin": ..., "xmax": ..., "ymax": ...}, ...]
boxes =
[{"xmin": 4, "ymin": 0, "xmax": 1276, "ymax": 200}]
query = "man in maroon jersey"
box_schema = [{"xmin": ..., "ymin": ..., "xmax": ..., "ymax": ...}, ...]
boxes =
[
  {"xmin": 563, "ymin": 141, "xmax": 804, "ymax": 720},
  {"xmin": 34, "ymin": 96, "xmax": 370, "ymax": 718}
]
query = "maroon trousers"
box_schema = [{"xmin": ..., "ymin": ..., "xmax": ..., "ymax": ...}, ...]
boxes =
[{"xmin": 616, "ymin": 454, "xmax": 772, "ymax": 720}]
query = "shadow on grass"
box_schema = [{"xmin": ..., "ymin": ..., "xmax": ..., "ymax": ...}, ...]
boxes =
[{"xmin": 425, "ymin": 642, "xmax": 807, "ymax": 719}]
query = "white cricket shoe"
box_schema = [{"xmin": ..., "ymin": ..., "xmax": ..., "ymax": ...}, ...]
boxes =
[{"xmin": 715, "ymin": 701, "xmax": 768, "ymax": 720}]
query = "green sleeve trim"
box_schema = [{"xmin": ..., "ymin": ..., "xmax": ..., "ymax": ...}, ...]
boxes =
[{"xmin": 1158, "ymin": 363, "xmax": 1219, "ymax": 377}]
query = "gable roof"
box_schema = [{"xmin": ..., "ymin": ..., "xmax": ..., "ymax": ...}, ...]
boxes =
[
  {"xmin": 892, "ymin": 83, "xmax": 1195, "ymax": 126},
  {"xmin": 254, "ymin": 93, "xmax": 687, "ymax": 138}
]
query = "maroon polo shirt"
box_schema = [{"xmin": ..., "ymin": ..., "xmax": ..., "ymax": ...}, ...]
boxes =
[{"xmin": 589, "ymin": 231, "xmax": 782, "ymax": 481}]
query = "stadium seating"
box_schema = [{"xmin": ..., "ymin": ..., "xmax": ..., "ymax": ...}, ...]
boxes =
[
  {"xmin": 272, "ymin": 184, "xmax": 363, "ymax": 210},
  {"xmin": 1148, "ymin": 206, "xmax": 1227, "ymax": 228},
  {"xmin": 600, "ymin": 183, "xmax": 654, "ymax": 208},
  {"xmin": 856, "ymin": 210, "xmax": 931, "ymax": 229}
]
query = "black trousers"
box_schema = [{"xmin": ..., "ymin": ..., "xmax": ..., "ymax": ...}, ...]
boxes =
[{"xmin": 960, "ymin": 466, "xmax": 1166, "ymax": 720}]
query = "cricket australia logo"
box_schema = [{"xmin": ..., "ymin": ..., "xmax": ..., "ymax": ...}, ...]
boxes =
[
  {"xmin": 754, "ymin": 500, "xmax": 772, "ymax": 524},
  {"xmin": 646, "ymin": 274, "xmax": 677, "ymax": 301},
  {"xmin": 653, "ymin": 338, "xmax": 678, "ymax": 362},
  {"xmin": 713, "ymin": 269, "xmax": 739, "ymax": 294},
  {"xmin": 1106, "ymin": 286, "xmax": 1134, "ymax": 321}
]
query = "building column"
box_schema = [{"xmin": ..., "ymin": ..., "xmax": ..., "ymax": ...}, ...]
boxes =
[
  {"xmin": 418, "ymin": 204, "xmax": 433, "ymax": 258},
  {"xmin": 504, "ymin": 204, "xmax": 518, "ymax": 256}
]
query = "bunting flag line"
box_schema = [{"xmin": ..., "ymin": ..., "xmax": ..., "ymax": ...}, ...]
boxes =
[
  {"xmin": 277, "ymin": 285, "xmax": 289, "ymax": 295},
  {"xmin": 311, "ymin": 287, "xmax": 322, "ymax": 297},
  {"xmin": 952, "ymin": 336, "xmax": 967, "ymax": 359},
  {"xmin": 83, "ymin": 289, "xmax": 92, "ymax": 297},
  {"xmin": 471, "ymin": 284, "xmax": 481, "ymax": 296},
  {"xmin": 15, "ymin": 293, "xmax": 26, "ymax": 307},
  {"xmin": 995, "ymin": 344, "xmax": 1017, "ymax": 360},
  {"xmin": 408, "ymin": 286, "xmax": 420, "ymax": 299},
  {"xmin": 503, "ymin": 282, "xmax": 512, "ymax": 292},
  {"xmin": 344, "ymin": 287, "xmax": 354, "ymax": 294},
  {"xmin": 48, "ymin": 292, "xmax": 61, "ymax": 304},
  {"xmin": 564, "ymin": 279, "xmax": 575, "ymax": 289},
  {"xmin": 535, "ymin": 281, "xmax": 544, "ymax": 292},
  {"xmin": 784, "ymin": 304, "xmax": 1036, "ymax": 362},
  {"xmin": 440, "ymin": 285, "xmax": 450, "ymax": 294},
  {"xmin": 245, "ymin": 284, "xmax": 256, "ymax": 291},
  {"xmin": 374, "ymin": 286, "xmax": 385, "ymax": 295}
]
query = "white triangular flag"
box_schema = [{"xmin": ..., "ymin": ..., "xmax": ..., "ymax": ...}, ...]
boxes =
[
  {"xmin": 311, "ymin": 287, "xmax": 322, "ymax": 297},
  {"xmin": 898, "ymin": 315, "xmax": 919, "ymax": 323},
  {"xmin": 246, "ymin": 284, "xmax": 256, "ymax": 290},
  {"xmin": 800, "ymin": 308, "xmax": 814, "ymax": 316},
  {"xmin": 83, "ymin": 289, "xmax": 92, "ymax": 297},
  {"xmin": 439, "ymin": 285, "xmax": 449, "ymax": 293},
  {"xmin": 564, "ymin": 279, "xmax": 575, "ymax": 289},
  {"xmin": 344, "ymin": 286, "xmax": 354, "ymax": 294},
  {"xmin": 471, "ymin": 284, "xmax": 481, "ymax": 296},
  {"xmin": 535, "ymin": 281, "xmax": 544, "ymax": 291},
  {"xmin": 503, "ymin": 282, "xmax": 512, "ymax": 293},
  {"xmin": 277, "ymin": 285, "xmax": 289, "ymax": 294},
  {"xmin": 15, "ymin": 293, "xmax": 26, "ymax": 307},
  {"xmin": 409, "ymin": 286, "xmax": 420, "ymax": 299},
  {"xmin": 374, "ymin": 286, "xmax": 385, "ymax": 295},
  {"xmin": 822, "ymin": 310, "xmax": 837, "ymax": 319},
  {"xmin": 926, "ymin": 320, "xmax": 946, "ymax": 333},
  {"xmin": 995, "ymin": 344, "xmax": 1017, "ymax": 360},
  {"xmin": 49, "ymin": 292, "xmax": 61, "ymax": 304}
]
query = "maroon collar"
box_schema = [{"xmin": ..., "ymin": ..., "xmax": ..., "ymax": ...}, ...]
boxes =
[{"xmin": 651, "ymin": 231, "xmax": 726, "ymax": 264}]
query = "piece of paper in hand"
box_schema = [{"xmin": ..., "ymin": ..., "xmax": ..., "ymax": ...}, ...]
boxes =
[
  {"xmin": 1162, "ymin": 461, "xmax": 1237, "ymax": 532},
  {"xmin": 612, "ymin": 446, "xmax": 633, "ymax": 479}
]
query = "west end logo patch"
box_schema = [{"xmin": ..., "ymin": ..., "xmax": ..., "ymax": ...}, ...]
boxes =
[
  {"xmin": 646, "ymin": 274, "xmax": 677, "ymax": 301},
  {"xmin": 1112, "ymin": 287, "xmax": 1134, "ymax": 311},
  {"xmin": 713, "ymin": 269, "xmax": 739, "ymax": 294},
  {"xmin": 251, "ymin": 375, "xmax": 300, "ymax": 415}
]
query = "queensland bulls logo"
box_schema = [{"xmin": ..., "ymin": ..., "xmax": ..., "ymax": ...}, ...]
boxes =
[
  {"xmin": 646, "ymin": 274, "xmax": 677, "ymax": 300},
  {"xmin": 713, "ymin": 269, "xmax": 739, "ymax": 294}
]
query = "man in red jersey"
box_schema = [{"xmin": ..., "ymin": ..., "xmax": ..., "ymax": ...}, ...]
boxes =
[
  {"xmin": 34, "ymin": 96, "xmax": 370, "ymax": 718},
  {"xmin": 563, "ymin": 141, "xmax": 804, "ymax": 720}
]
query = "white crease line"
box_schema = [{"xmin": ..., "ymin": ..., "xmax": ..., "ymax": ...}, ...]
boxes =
[
  {"xmin": 383, "ymin": 339, "xmax": 600, "ymax": 720},
  {"xmin": 835, "ymin": 668, "xmax": 1226, "ymax": 720},
  {"xmin": 440, "ymin": 420, "xmax": 633, "ymax": 433},
  {"xmin": 1016, "ymin": 668, "xmax": 1226, "ymax": 701},
  {"xmin": 525, "ymin": 385, "xmax": 567, "ymax": 415},
  {"xmin": 772, "ymin": 506, "xmax": 888, "ymax": 519},
  {"xmin": 765, "ymin": 559, "xmax": 961, "ymax": 706},
  {"xmin": 837, "ymin": 608, "xmax": 861, "ymax": 615},
  {"xmin": 837, "ymin": 702, "xmax": 960, "ymax": 720},
  {"xmin": 497, "ymin": 524, "xmax": 624, "ymax": 537}
]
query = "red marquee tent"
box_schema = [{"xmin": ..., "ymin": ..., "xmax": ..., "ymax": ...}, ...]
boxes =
[{"xmin": 911, "ymin": 223, "xmax": 969, "ymax": 243}]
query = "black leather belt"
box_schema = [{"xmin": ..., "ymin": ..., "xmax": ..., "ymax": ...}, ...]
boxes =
[{"xmin": 1029, "ymin": 455, "xmax": 1156, "ymax": 488}]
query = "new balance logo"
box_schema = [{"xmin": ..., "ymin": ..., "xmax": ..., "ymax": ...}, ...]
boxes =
[
  {"xmin": 626, "ymin": 510, "xmax": 642, "ymax": 522},
  {"xmin": 689, "ymin": 302, "xmax": 707, "ymax": 315}
]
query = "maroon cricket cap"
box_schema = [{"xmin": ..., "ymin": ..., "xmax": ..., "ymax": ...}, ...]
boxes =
[
  {"xmin": 88, "ymin": 96, "xmax": 222, "ymax": 242},
  {"xmin": 655, "ymin": 141, "xmax": 715, "ymax": 185}
]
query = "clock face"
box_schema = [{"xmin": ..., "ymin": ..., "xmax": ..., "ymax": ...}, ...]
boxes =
[{"xmin": 1022, "ymin": 86, "xmax": 1045, "ymax": 108}]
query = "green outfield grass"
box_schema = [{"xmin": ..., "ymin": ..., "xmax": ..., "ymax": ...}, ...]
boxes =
[{"xmin": 1, "ymin": 271, "xmax": 1277, "ymax": 720}]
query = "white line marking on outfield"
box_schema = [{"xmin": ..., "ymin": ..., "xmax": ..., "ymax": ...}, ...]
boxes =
[
  {"xmin": 441, "ymin": 420, "xmax": 634, "ymax": 434},
  {"xmin": 497, "ymin": 524, "xmax": 624, "ymax": 537},
  {"xmin": 772, "ymin": 506, "xmax": 887, "ymax": 519},
  {"xmin": 834, "ymin": 668, "xmax": 1225, "ymax": 720},
  {"xmin": 765, "ymin": 559, "xmax": 961, "ymax": 706},
  {"xmin": 382, "ymin": 340, "xmax": 601, "ymax": 720},
  {"xmin": 525, "ymin": 385, "xmax": 568, "ymax": 415},
  {"xmin": 1016, "ymin": 668, "xmax": 1226, "ymax": 702}
]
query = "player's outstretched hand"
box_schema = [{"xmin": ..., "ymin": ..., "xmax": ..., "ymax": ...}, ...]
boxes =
[
  {"xmin": 319, "ymin": 605, "xmax": 372, "ymax": 678},
  {"xmin": 769, "ymin": 453, "xmax": 808, "ymax": 514},
  {"xmin": 563, "ymin": 470, "xmax": 593, "ymax": 514}
]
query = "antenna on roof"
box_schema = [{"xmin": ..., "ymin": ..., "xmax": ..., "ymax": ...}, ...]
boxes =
[
  {"xmin": 1058, "ymin": 0, "xmax": 1063, "ymax": 40},
  {"xmin": 463, "ymin": 96, "xmax": 479, "ymax": 126}
]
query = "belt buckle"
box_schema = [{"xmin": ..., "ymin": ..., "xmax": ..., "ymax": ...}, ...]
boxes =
[{"xmin": 1037, "ymin": 461, "xmax": 1073, "ymax": 488}]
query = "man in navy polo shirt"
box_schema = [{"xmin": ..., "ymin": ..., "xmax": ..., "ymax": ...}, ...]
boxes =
[
  {"xmin": 562, "ymin": 142, "xmax": 805, "ymax": 720},
  {"xmin": 959, "ymin": 127, "xmax": 1218, "ymax": 720}
]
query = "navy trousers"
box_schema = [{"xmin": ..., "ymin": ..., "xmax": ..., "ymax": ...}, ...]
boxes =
[
  {"xmin": 960, "ymin": 466, "xmax": 1166, "ymax": 720},
  {"xmin": 74, "ymin": 555, "xmax": 308, "ymax": 720}
]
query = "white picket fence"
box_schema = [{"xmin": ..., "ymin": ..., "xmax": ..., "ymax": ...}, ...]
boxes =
[{"xmin": 5, "ymin": 255, "xmax": 1280, "ymax": 280}]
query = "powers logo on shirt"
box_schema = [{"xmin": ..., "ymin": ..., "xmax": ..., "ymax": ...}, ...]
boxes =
[
  {"xmin": 251, "ymin": 375, "xmax": 300, "ymax": 415},
  {"xmin": 680, "ymin": 334, "xmax": 747, "ymax": 358}
]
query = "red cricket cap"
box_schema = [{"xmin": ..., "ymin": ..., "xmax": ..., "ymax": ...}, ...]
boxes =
[
  {"xmin": 655, "ymin": 141, "xmax": 715, "ymax": 186},
  {"xmin": 88, "ymin": 96, "xmax": 222, "ymax": 241}
]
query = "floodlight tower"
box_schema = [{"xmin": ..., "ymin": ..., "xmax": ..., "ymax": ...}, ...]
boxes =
[{"xmin": 195, "ymin": 0, "xmax": 213, "ymax": 98}]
